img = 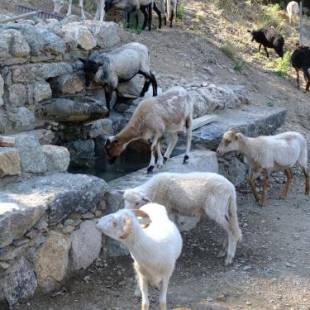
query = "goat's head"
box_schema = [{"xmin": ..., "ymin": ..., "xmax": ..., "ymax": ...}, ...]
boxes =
[
  {"xmin": 104, "ymin": 136, "xmax": 125, "ymax": 164},
  {"xmin": 217, "ymin": 129, "xmax": 242, "ymax": 156},
  {"xmin": 96, "ymin": 210, "xmax": 134, "ymax": 241},
  {"xmin": 53, "ymin": 0, "xmax": 65, "ymax": 13},
  {"xmin": 123, "ymin": 190, "xmax": 151, "ymax": 209}
]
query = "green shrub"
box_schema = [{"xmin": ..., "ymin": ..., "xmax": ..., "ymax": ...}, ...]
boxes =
[
  {"xmin": 177, "ymin": 3, "xmax": 185, "ymax": 19},
  {"xmin": 271, "ymin": 51, "xmax": 292, "ymax": 77}
]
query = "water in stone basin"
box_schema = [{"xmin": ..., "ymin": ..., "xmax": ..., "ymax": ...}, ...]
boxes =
[{"xmin": 69, "ymin": 147, "xmax": 150, "ymax": 181}]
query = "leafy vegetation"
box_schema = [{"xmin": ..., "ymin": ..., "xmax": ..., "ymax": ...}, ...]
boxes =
[{"xmin": 177, "ymin": 3, "xmax": 185, "ymax": 19}]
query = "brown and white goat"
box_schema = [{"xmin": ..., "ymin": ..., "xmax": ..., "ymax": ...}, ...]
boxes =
[
  {"xmin": 104, "ymin": 86, "xmax": 193, "ymax": 173},
  {"xmin": 217, "ymin": 129, "xmax": 309, "ymax": 206}
]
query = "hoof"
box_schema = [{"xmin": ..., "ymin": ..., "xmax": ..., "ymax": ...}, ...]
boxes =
[
  {"xmin": 147, "ymin": 165, "xmax": 154, "ymax": 174},
  {"xmin": 224, "ymin": 256, "xmax": 233, "ymax": 266},
  {"xmin": 157, "ymin": 162, "xmax": 163, "ymax": 169},
  {"xmin": 183, "ymin": 155, "xmax": 189, "ymax": 164},
  {"xmin": 163, "ymin": 157, "xmax": 168, "ymax": 163}
]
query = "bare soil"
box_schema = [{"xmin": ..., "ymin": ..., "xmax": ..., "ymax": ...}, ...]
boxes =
[{"xmin": 2, "ymin": 1, "xmax": 310, "ymax": 309}]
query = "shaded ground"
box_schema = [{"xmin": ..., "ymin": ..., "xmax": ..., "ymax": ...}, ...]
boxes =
[{"xmin": 1, "ymin": 1, "xmax": 310, "ymax": 309}]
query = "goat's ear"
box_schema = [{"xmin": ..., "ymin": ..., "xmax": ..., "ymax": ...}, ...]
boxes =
[
  {"xmin": 78, "ymin": 58, "xmax": 86, "ymax": 64},
  {"xmin": 235, "ymin": 133, "xmax": 242, "ymax": 140},
  {"xmin": 142, "ymin": 196, "xmax": 151, "ymax": 203},
  {"xmin": 119, "ymin": 215, "xmax": 132, "ymax": 240}
]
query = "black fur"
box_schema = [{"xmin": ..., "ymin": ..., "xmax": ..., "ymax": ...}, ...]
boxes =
[{"xmin": 248, "ymin": 27, "xmax": 285, "ymax": 58}]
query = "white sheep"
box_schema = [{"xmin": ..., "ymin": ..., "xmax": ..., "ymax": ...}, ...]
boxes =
[
  {"xmin": 287, "ymin": 1, "xmax": 300, "ymax": 24},
  {"xmin": 161, "ymin": 0, "xmax": 178, "ymax": 27},
  {"xmin": 217, "ymin": 129, "xmax": 309, "ymax": 206},
  {"xmin": 123, "ymin": 172, "xmax": 242, "ymax": 265},
  {"xmin": 96, "ymin": 203, "xmax": 182, "ymax": 310},
  {"xmin": 81, "ymin": 42, "xmax": 158, "ymax": 113},
  {"xmin": 104, "ymin": 86, "xmax": 193, "ymax": 173},
  {"xmin": 53, "ymin": 0, "xmax": 105, "ymax": 22}
]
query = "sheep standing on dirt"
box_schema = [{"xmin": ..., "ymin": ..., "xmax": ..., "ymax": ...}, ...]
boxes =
[
  {"xmin": 123, "ymin": 172, "xmax": 242, "ymax": 265},
  {"xmin": 217, "ymin": 129, "xmax": 309, "ymax": 206},
  {"xmin": 104, "ymin": 86, "xmax": 193, "ymax": 173},
  {"xmin": 53, "ymin": 0, "xmax": 105, "ymax": 21},
  {"xmin": 96, "ymin": 203, "xmax": 183, "ymax": 310},
  {"xmin": 105, "ymin": 0, "xmax": 162, "ymax": 30},
  {"xmin": 247, "ymin": 27, "xmax": 285, "ymax": 58},
  {"xmin": 287, "ymin": 1, "xmax": 300, "ymax": 24},
  {"xmin": 81, "ymin": 42, "xmax": 157, "ymax": 112},
  {"xmin": 291, "ymin": 44, "xmax": 310, "ymax": 92}
]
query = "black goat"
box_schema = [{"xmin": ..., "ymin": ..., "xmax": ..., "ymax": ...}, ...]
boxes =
[
  {"xmin": 248, "ymin": 27, "xmax": 285, "ymax": 58},
  {"xmin": 291, "ymin": 45, "xmax": 310, "ymax": 92}
]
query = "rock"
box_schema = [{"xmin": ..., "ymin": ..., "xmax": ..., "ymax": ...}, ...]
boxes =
[
  {"xmin": 117, "ymin": 75, "xmax": 145, "ymax": 98},
  {"xmin": 0, "ymin": 262, "xmax": 10, "ymax": 270},
  {"xmin": 0, "ymin": 74, "xmax": 3, "ymax": 106},
  {"xmin": 36, "ymin": 28, "xmax": 65, "ymax": 56},
  {"xmin": 81, "ymin": 212, "xmax": 95, "ymax": 220},
  {"xmin": 82, "ymin": 118, "xmax": 113, "ymax": 139},
  {"xmin": 35, "ymin": 231, "xmax": 71, "ymax": 292},
  {"xmin": 62, "ymin": 22, "xmax": 97, "ymax": 51},
  {"xmin": 70, "ymin": 220, "xmax": 102, "ymax": 270},
  {"xmin": 66, "ymin": 139, "xmax": 95, "ymax": 168},
  {"xmin": 8, "ymin": 29, "xmax": 31, "ymax": 58},
  {"xmin": 0, "ymin": 29, "xmax": 10, "ymax": 60},
  {"xmin": 11, "ymin": 62, "xmax": 73, "ymax": 83},
  {"xmin": 105, "ymin": 237, "xmax": 129, "ymax": 257},
  {"xmin": 194, "ymin": 303, "xmax": 231, "ymax": 310},
  {"xmin": 42, "ymin": 145, "xmax": 70, "ymax": 172},
  {"xmin": 8, "ymin": 84, "xmax": 27, "ymax": 106},
  {"xmin": 189, "ymin": 84, "xmax": 249, "ymax": 118},
  {"xmin": 7, "ymin": 107, "xmax": 36, "ymax": 132},
  {"xmin": 28, "ymin": 129, "xmax": 56, "ymax": 145},
  {"xmin": 1, "ymin": 257, "xmax": 37, "ymax": 306},
  {"xmin": 50, "ymin": 73, "xmax": 85, "ymax": 95},
  {"xmin": 36, "ymin": 97, "xmax": 108, "ymax": 123},
  {"xmin": 0, "ymin": 148, "xmax": 21, "ymax": 178},
  {"xmin": 33, "ymin": 81, "xmax": 52, "ymax": 103},
  {"xmin": 14, "ymin": 134, "xmax": 47, "ymax": 174}
]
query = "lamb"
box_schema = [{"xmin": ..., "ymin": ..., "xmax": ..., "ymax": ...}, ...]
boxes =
[
  {"xmin": 105, "ymin": 0, "xmax": 162, "ymax": 31},
  {"xmin": 287, "ymin": 1, "xmax": 300, "ymax": 24},
  {"xmin": 291, "ymin": 44, "xmax": 310, "ymax": 92},
  {"xmin": 123, "ymin": 172, "xmax": 242, "ymax": 265},
  {"xmin": 217, "ymin": 129, "xmax": 309, "ymax": 206},
  {"xmin": 53, "ymin": 0, "xmax": 105, "ymax": 22},
  {"xmin": 96, "ymin": 203, "xmax": 183, "ymax": 310},
  {"xmin": 81, "ymin": 42, "xmax": 157, "ymax": 112},
  {"xmin": 104, "ymin": 86, "xmax": 193, "ymax": 173},
  {"xmin": 247, "ymin": 27, "xmax": 285, "ymax": 58}
]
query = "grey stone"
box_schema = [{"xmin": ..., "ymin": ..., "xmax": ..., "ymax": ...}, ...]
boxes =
[
  {"xmin": 66, "ymin": 139, "xmax": 95, "ymax": 168},
  {"xmin": 8, "ymin": 29, "xmax": 30, "ymax": 58},
  {"xmin": 0, "ymin": 148, "xmax": 21, "ymax": 178},
  {"xmin": 35, "ymin": 231, "xmax": 70, "ymax": 292},
  {"xmin": 190, "ymin": 106, "xmax": 287, "ymax": 150},
  {"xmin": 14, "ymin": 134, "xmax": 47, "ymax": 174},
  {"xmin": 28, "ymin": 129, "xmax": 56, "ymax": 145},
  {"xmin": 11, "ymin": 62, "xmax": 73, "ymax": 83},
  {"xmin": 42, "ymin": 145, "xmax": 70, "ymax": 172},
  {"xmin": 109, "ymin": 150, "xmax": 219, "ymax": 190},
  {"xmin": 0, "ymin": 29, "xmax": 11, "ymax": 60},
  {"xmin": 36, "ymin": 97, "xmax": 108, "ymax": 123},
  {"xmin": 7, "ymin": 107, "xmax": 36, "ymax": 132},
  {"xmin": 82, "ymin": 118, "xmax": 113, "ymax": 139},
  {"xmin": 193, "ymin": 303, "xmax": 231, "ymax": 310},
  {"xmin": 50, "ymin": 73, "xmax": 85, "ymax": 96},
  {"xmin": 105, "ymin": 237, "xmax": 129, "ymax": 257},
  {"xmin": 8, "ymin": 84, "xmax": 27, "ymax": 106},
  {"xmin": 33, "ymin": 81, "xmax": 52, "ymax": 103},
  {"xmin": 1, "ymin": 257, "xmax": 37, "ymax": 306},
  {"xmin": 0, "ymin": 173, "xmax": 108, "ymax": 226},
  {"xmin": 70, "ymin": 220, "xmax": 102, "ymax": 270},
  {"xmin": 36, "ymin": 28, "xmax": 65, "ymax": 56},
  {"xmin": 117, "ymin": 75, "xmax": 144, "ymax": 98}
]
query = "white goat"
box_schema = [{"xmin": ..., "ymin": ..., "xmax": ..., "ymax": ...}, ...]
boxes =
[
  {"xmin": 104, "ymin": 86, "xmax": 193, "ymax": 173},
  {"xmin": 217, "ymin": 129, "xmax": 309, "ymax": 206},
  {"xmin": 161, "ymin": 0, "xmax": 178, "ymax": 27},
  {"xmin": 123, "ymin": 172, "xmax": 242, "ymax": 265},
  {"xmin": 53, "ymin": 0, "xmax": 105, "ymax": 22},
  {"xmin": 96, "ymin": 203, "xmax": 183, "ymax": 310},
  {"xmin": 287, "ymin": 1, "xmax": 300, "ymax": 24}
]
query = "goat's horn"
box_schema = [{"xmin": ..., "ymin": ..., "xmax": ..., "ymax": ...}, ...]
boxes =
[{"xmin": 133, "ymin": 209, "xmax": 150, "ymax": 219}]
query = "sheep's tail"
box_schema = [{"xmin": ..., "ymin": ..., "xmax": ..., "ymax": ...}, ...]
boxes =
[{"xmin": 227, "ymin": 194, "xmax": 242, "ymax": 242}]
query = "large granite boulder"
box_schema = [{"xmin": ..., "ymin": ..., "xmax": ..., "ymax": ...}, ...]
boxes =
[{"xmin": 36, "ymin": 96, "xmax": 109, "ymax": 123}]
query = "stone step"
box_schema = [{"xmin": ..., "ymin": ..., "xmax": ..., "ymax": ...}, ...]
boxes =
[
  {"xmin": 108, "ymin": 150, "xmax": 218, "ymax": 190},
  {"xmin": 190, "ymin": 106, "xmax": 287, "ymax": 150}
]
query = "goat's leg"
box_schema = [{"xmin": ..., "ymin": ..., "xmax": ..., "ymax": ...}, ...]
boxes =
[
  {"xmin": 183, "ymin": 116, "xmax": 192, "ymax": 164},
  {"xmin": 98, "ymin": 0, "xmax": 105, "ymax": 22},
  {"xmin": 79, "ymin": 0, "xmax": 85, "ymax": 20},
  {"xmin": 163, "ymin": 133, "xmax": 178, "ymax": 162},
  {"xmin": 303, "ymin": 168, "xmax": 309, "ymax": 195},
  {"xmin": 258, "ymin": 44, "xmax": 262, "ymax": 52},
  {"xmin": 139, "ymin": 71, "xmax": 157, "ymax": 97},
  {"xmin": 280, "ymin": 168, "xmax": 293, "ymax": 198},
  {"xmin": 225, "ymin": 230, "xmax": 238, "ymax": 266},
  {"xmin": 247, "ymin": 172, "xmax": 260, "ymax": 203},
  {"xmin": 67, "ymin": 0, "xmax": 73, "ymax": 16},
  {"xmin": 148, "ymin": 3, "xmax": 152, "ymax": 31},
  {"xmin": 138, "ymin": 273, "xmax": 149, "ymax": 310},
  {"xmin": 260, "ymin": 169, "xmax": 269, "ymax": 207},
  {"xmin": 140, "ymin": 78, "xmax": 151, "ymax": 97},
  {"xmin": 153, "ymin": 2, "xmax": 162, "ymax": 28},
  {"xmin": 217, "ymin": 237, "xmax": 228, "ymax": 258},
  {"xmin": 303, "ymin": 69, "xmax": 310, "ymax": 92},
  {"xmin": 147, "ymin": 133, "xmax": 161, "ymax": 173},
  {"xmin": 150, "ymin": 71, "xmax": 158, "ymax": 96},
  {"xmin": 296, "ymin": 68, "xmax": 300, "ymax": 89},
  {"xmin": 156, "ymin": 142, "xmax": 164, "ymax": 169},
  {"xmin": 170, "ymin": 8, "xmax": 174, "ymax": 27},
  {"xmin": 264, "ymin": 46, "xmax": 269, "ymax": 58},
  {"xmin": 159, "ymin": 276, "xmax": 170, "ymax": 310},
  {"xmin": 141, "ymin": 6, "xmax": 149, "ymax": 30}
]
